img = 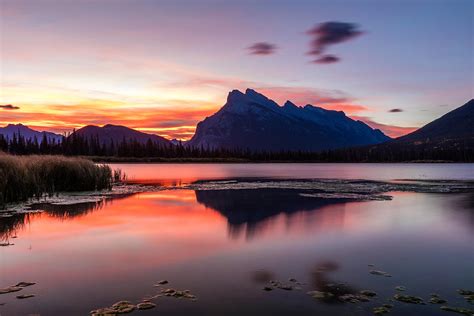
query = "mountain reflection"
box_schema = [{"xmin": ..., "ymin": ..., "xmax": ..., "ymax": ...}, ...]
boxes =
[
  {"xmin": 194, "ymin": 188, "xmax": 352, "ymax": 240},
  {"xmin": 310, "ymin": 261, "xmax": 359, "ymax": 303},
  {"xmin": 249, "ymin": 260, "xmax": 360, "ymax": 305},
  {"xmin": 454, "ymin": 193, "xmax": 474, "ymax": 232}
]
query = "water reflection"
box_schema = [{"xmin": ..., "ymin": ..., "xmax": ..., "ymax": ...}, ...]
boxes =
[
  {"xmin": 1, "ymin": 183, "xmax": 473, "ymax": 315},
  {"xmin": 0, "ymin": 213, "xmax": 32, "ymax": 241},
  {"xmin": 310, "ymin": 261, "xmax": 358, "ymax": 304},
  {"xmin": 248, "ymin": 260, "xmax": 365, "ymax": 306},
  {"xmin": 455, "ymin": 193, "xmax": 474, "ymax": 229},
  {"xmin": 0, "ymin": 195, "xmax": 133, "ymax": 240},
  {"xmin": 195, "ymin": 188, "xmax": 352, "ymax": 240},
  {"xmin": 251, "ymin": 269, "xmax": 276, "ymax": 284},
  {"xmin": 30, "ymin": 200, "xmax": 105, "ymax": 220},
  {"xmin": 110, "ymin": 163, "xmax": 474, "ymax": 182}
]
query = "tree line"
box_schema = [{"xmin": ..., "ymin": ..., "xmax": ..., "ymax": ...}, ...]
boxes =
[{"xmin": 0, "ymin": 131, "xmax": 472, "ymax": 162}]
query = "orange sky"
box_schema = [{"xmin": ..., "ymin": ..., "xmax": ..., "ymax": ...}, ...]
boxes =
[{"xmin": 0, "ymin": 86, "xmax": 417, "ymax": 139}]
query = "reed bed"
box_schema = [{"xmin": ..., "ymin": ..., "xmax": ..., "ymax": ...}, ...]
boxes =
[{"xmin": 0, "ymin": 154, "xmax": 113, "ymax": 207}]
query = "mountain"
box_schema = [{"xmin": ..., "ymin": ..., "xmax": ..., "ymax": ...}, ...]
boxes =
[
  {"xmin": 188, "ymin": 89, "xmax": 390, "ymax": 151},
  {"xmin": 74, "ymin": 124, "xmax": 171, "ymax": 146},
  {"xmin": 333, "ymin": 99, "xmax": 474, "ymax": 162},
  {"xmin": 393, "ymin": 99, "xmax": 474, "ymax": 146},
  {"xmin": 0, "ymin": 124, "xmax": 63, "ymax": 142}
]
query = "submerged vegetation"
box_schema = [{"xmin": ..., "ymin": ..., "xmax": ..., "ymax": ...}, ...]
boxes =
[{"xmin": 0, "ymin": 153, "xmax": 113, "ymax": 207}]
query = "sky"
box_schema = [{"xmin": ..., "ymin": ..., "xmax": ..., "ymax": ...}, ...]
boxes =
[{"xmin": 0, "ymin": 0, "xmax": 473, "ymax": 139}]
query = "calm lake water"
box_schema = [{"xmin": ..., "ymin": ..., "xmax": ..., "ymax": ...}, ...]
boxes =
[
  {"xmin": 110, "ymin": 163, "xmax": 474, "ymax": 183},
  {"xmin": 1, "ymin": 163, "xmax": 473, "ymax": 315}
]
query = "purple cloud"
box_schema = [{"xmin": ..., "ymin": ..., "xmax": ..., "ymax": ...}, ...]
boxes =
[
  {"xmin": 313, "ymin": 55, "xmax": 340, "ymax": 64},
  {"xmin": 307, "ymin": 21, "xmax": 363, "ymax": 64},
  {"xmin": 247, "ymin": 42, "xmax": 277, "ymax": 55},
  {"xmin": 0, "ymin": 104, "xmax": 20, "ymax": 110},
  {"xmin": 388, "ymin": 108, "xmax": 403, "ymax": 113}
]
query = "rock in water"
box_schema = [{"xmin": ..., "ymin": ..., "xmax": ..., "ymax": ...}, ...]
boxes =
[
  {"xmin": 0, "ymin": 286, "xmax": 22, "ymax": 295},
  {"xmin": 160, "ymin": 288, "xmax": 197, "ymax": 300},
  {"xmin": 440, "ymin": 305, "xmax": 474, "ymax": 315},
  {"xmin": 307, "ymin": 290, "xmax": 334, "ymax": 300},
  {"xmin": 338, "ymin": 293, "xmax": 371, "ymax": 303},
  {"xmin": 373, "ymin": 306, "xmax": 392, "ymax": 315},
  {"xmin": 137, "ymin": 302, "xmax": 156, "ymax": 310},
  {"xmin": 430, "ymin": 296, "xmax": 447, "ymax": 304},
  {"xmin": 393, "ymin": 294, "xmax": 424, "ymax": 304},
  {"xmin": 15, "ymin": 282, "xmax": 36, "ymax": 288},
  {"xmin": 16, "ymin": 294, "xmax": 35, "ymax": 299},
  {"xmin": 369, "ymin": 270, "xmax": 392, "ymax": 277},
  {"xmin": 458, "ymin": 290, "xmax": 474, "ymax": 304},
  {"xmin": 90, "ymin": 300, "xmax": 136, "ymax": 315},
  {"xmin": 360, "ymin": 290, "xmax": 377, "ymax": 297}
]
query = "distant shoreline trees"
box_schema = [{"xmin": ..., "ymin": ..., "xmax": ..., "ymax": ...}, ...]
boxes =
[{"xmin": 0, "ymin": 130, "xmax": 472, "ymax": 162}]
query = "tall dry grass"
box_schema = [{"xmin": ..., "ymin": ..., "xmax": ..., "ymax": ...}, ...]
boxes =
[{"xmin": 0, "ymin": 153, "xmax": 113, "ymax": 207}]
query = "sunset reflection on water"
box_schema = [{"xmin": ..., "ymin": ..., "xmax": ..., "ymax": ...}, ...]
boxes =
[{"xmin": 1, "ymin": 165, "xmax": 473, "ymax": 315}]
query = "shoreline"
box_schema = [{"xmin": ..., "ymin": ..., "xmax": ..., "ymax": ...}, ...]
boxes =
[
  {"xmin": 3, "ymin": 178, "xmax": 473, "ymax": 216},
  {"xmin": 84, "ymin": 156, "xmax": 464, "ymax": 164}
]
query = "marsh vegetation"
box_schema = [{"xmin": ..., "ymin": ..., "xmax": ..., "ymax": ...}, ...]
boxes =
[{"xmin": 0, "ymin": 154, "xmax": 114, "ymax": 207}]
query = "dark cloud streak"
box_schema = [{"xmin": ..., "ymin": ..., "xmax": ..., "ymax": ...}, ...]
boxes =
[
  {"xmin": 388, "ymin": 108, "xmax": 403, "ymax": 113},
  {"xmin": 313, "ymin": 55, "xmax": 340, "ymax": 64},
  {"xmin": 307, "ymin": 21, "xmax": 363, "ymax": 64},
  {"xmin": 247, "ymin": 42, "xmax": 277, "ymax": 55},
  {"xmin": 0, "ymin": 104, "xmax": 20, "ymax": 110}
]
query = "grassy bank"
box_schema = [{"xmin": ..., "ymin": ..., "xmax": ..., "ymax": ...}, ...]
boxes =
[{"xmin": 0, "ymin": 154, "xmax": 113, "ymax": 207}]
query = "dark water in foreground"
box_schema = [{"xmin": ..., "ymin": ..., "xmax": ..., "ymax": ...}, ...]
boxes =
[{"xmin": 0, "ymin": 164, "xmax": 473, "ymax": 315}]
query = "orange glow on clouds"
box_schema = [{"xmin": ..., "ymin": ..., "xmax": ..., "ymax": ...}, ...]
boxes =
[
  {"xmin": 1, "ymin": 75, "xmax": 415, "ymax": 140},
  {"xmin": 351, "ymin": 115, "xmax": 417, "ymax": 138},
  {"xmin": 0, "ymin": 97, "xmax": 218, "ymax": 140}
]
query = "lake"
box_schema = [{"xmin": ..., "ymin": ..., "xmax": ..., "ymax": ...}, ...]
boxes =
[{"xmin": 1, "ymin": 163, "xmax": 473, "ymax": 315}]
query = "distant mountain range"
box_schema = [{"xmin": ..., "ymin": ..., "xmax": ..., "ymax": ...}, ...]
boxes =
[
  {"xmin": 393, "ymin": 99, "xmax": 473, "ymax": 147},
  {"xmin": 75, "ymin": 124, "xmax": 171, "ymax": 146},
  {"xmin": 0, "ymin": 124, "xmax": 63, "ymax": 143},
  {"xmin": 1, "ymin": 92, "xmax": 472, "ymax": 159},
  {"xmin": 363, "ymin": 99, "xmax": 474, "ymax": 154},
  {"xmin": 188, "ymin": 89, "xmax": 390, "ymax": 151},
  {"xmin": 0, "ymin": 123, "xmax": 171, "ymax": 147},
  {"xmin": 333, "ymin": 98, "xmax": 474, "ymax": 161}
]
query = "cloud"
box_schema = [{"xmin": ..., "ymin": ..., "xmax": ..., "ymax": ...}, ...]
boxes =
[
  {"xmin": 321, "ymin": 103, "xmax": 369, "ymax": 113},
  {"xmin": 0, "ymin": 101, "xmax": 217, "ymax": 140},
  {"xmin": 313, "ymin": 55, "xmax": 340, "ymax": 64},
  {"xmin": 249, "ymin": 86, "xmax": 348, "ymax": 105},
  {"xmin": 351, "ymin": 115, "xmax": 417, "ymax": 138},
  {"xmin": 0, "ymin": 104, "xmax": 20, "ymax": 110},
  {"xmin": 388, "ymin": 108, "xmax": 403, "ymax": 113},
  {"xmin": 254, "ymin": 86, "xmax": 369, "ymax": 114},
  {"xmin": 247, "ymin": 42, "xmax": 277, "ymax": 55},
  {"xmin": 169, "ymin": 76, "xmax": 255, "ymax": 91},
  {"xmin": 162, "ymin": 75, "xmax": 369, "ymax": 114},
  {"xmin": 306, "ymin": 21, "xmax": 363, "ymax": 64}
]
